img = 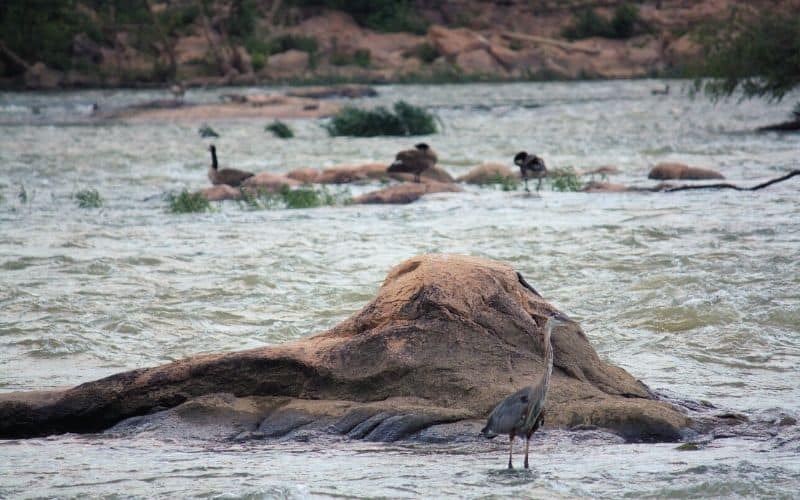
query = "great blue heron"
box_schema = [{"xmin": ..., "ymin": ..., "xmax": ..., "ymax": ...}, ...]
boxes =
[
  {"xmin": 170, "ymin": 82, "xmax": 185, "ymax": 102},
  {"xmin": 514, "ymin": 152, "xmax": 547, "ymax": 192},
  {"xmin": 387, "ymin": 143, "xmax": 437, "ymax": 183},
  {"xmin": 207, "ymin": 145, "xmax": 254, "ymax": 187},
  {"xmin": 481, "ymin": 310, "xmax": 572, "ymax": 469}
]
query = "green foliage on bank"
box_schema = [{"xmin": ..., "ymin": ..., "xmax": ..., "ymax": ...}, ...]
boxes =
[
  {"xmin": 562, "ymin": 4, "xmax": 646, "ymax": 40},
  {"xmin": 74, "ymin": 189, "xmax": 103, "ymax": 208},
  {"xmin": 293, "ymin": 0, "xmax": 428, "ymax": 34},
  {"xmin": 693, "ymin": 8, "xmax": 800, "ymax": 107},
  {"xmin": 330, "ymin": 49, "xmax": 372, "ymax": 68},
  {"xmin": 325, "ymin": 101, "xmax": 437, "ymax": 137},
  {"xmin": 265, "ymin": 120, "xmax": 294, "ymax": 138}
]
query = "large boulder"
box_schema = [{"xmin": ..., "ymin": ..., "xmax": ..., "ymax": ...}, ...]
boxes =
[
  {"xmin": 316, "ymin": 163, "xmax": 391, "ymax": 184},
  {"xmin": 389, "ymin": 165, "xmax": 455, "ymax": 184},
  {"xmin": 267, "ymin": 50, "xmax": 309, "ymax": 74},
  {"xmin": 0, "ymin": 255, "xmax": 692, "ymax": 442},
  {"xmin": 243, "ymin": 173, "xmax": 300, "ymax": 191},
  {"xmin": 24, "ymin": 62, "xmax": 63, "ymax": 90},
  {"xmin": 286, "ymin": 167, "xmax": 321, "ymax": 184},
  {"xmin": 427, "ymin": 25, "xmax": 489, "ymax": 58},
  {"xmin": 199, "ymin": 185, "xmax": 242, "ymax": 201},
  {"xmin": 648, "ymin": 163, "xmax": 724, "ymax": 180},
  {"xmin": 354, "ymin": 181, "xmax": 462, "ymax": 204}
]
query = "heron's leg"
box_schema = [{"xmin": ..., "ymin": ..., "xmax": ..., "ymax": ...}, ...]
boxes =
[
  {"xmin": 524, "ymin": 436, "xmax": 530, "ymax": 469},
  {"xmin": 524, "ymin": 177, "xmax": 530, "ymax": 192},
  {"xmin": 508, "ymin": 433, "xmax": 514, "ymax": 469},
  {"xmin": 536, "ymin": 176, "xmax": 543, "ymax": 192}
]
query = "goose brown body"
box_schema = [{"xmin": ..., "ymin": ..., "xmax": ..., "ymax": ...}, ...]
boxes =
[
  {"xmin": 514, "ymin": 151, "xmax": 547, "ymax": 192},
  {"xmin": 207, "ymin": 145, "xmax": 254, "ymax": 187},
  {"xmin": 387, "ymin": 143, "xmax": 438, "ymax": 183}
]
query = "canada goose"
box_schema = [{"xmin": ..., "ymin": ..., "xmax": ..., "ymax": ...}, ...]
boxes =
[
  {"xmin": 514, "ymin": 152, "xmax": 547, "ymax": 192},
  {"xmin": 207, "ymin": 145, "xmax": 254, "ymax": 187},
  {"xmin": 387, "ymin": 143, "xmax": 438, "ymax": 183}
]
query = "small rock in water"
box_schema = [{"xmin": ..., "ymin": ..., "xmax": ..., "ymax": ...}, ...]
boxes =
[{"xmin": 199, "ymin": 124, "xmax": 219, "ymax": 138}]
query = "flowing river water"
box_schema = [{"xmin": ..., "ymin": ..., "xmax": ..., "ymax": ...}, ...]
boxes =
[{"xmin": 0, "ymin": 80, "xmax": 798, "ymax": 498}]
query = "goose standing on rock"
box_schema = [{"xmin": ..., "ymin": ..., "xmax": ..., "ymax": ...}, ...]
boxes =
[
  {"xmin": 207, "ymin": 145, "xmax": 254, "ymax": 187},
  {"xmin": 387, "ymin": 143, "xmax": 438, "ymax": 183},
  {"xmin": 514, "ymin": 152, "xmax": 547, "ymax": 192}
]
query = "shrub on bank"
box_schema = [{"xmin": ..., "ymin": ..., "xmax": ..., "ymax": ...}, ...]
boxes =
[
  {"xmin": 325, "ymin": 101, "xmax": 437, "ymax": 137},
  {"xmin": 562, "ymin": 4, "xmax": 645, "ymax": 40}
]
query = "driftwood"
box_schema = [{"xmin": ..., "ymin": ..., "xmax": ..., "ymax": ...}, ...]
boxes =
[
  {"xmin": 662, "ymin": 170, "xmax": 800, "ymax": 193},
  {"xmin": 758, "ymin": 120, "xmax": 800, "ymax": 132},
  {"xmin": 500, "ymin": 32, "xmax": 601, "ymax": 55}
]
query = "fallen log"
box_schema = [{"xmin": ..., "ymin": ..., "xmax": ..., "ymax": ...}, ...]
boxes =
[{"xmin": 661, "ymin": 170, "xmax": 800, "ymax": 193}]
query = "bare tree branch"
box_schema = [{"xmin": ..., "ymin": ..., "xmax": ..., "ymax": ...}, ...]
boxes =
[{"xmin": 662, "ymin": 170, "xmax": 800, "ymax": 193}]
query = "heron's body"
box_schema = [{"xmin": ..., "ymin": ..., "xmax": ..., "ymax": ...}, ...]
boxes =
[
  {"xmin": 514, "ymin": 152, "xmax": 547, "ymax": 192},
  {"xmin": 207, "ymin": 145, "xmax": 254, "ymax": 187},
  {"xmin": 481, "ymin": 311, "xmax": 567, "ymax": 469},
  {"xmin": 387, "ymin": 143, "xmax": 437, "ymax": 183}
]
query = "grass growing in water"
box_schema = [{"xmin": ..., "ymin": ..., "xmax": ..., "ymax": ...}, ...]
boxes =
[
  {"xmin": 325, "ymin": 101, "xmax": 436, "ymax": 137},
  {"xmin": 549, "ymin": 168, "xmax": 584, "ymax": 192},
  {"xmin": 484, "ymin": 173, "xmax": 520, "ymax": 191},
  {"xmin": 240, "ymin": 185, "xmax": 351, "ymax": 210},
  {"xmin": 265, "ymin": 120, "xmax": 294, "ymax": 138},
  {"xmin": 74, "ymin": 188, "xmax": 103, "ymax": 208},
  {"xmin": 167, "ymin": 190, "xmax": 212, "ymax": 213}
]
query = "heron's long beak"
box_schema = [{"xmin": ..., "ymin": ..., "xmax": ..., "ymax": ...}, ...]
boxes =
[{"xmin": 549, "ymin": 311, "xmax": 573, "ymax": 322}]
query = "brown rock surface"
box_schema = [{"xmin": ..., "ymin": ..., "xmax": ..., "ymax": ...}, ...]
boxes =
[
  {"xmin": 0, "ymin": 254, "xmax": 692, "ymax": 441},
  {"xmin": 648, "ymin": 163, "xmax": 725, "ymax": 180},
  {"xmin": 267, "ymin": 50, "xmax": 310, "ymax": 74},
  {"xmin": 428, "ymin": 25, "xmax": 489, "ymax": 58},
  {"xmin": 582, "ymin": 181, "xmax": 630, "ymax": 193},
  {"xmin": 200, "ymin": 184, "xmax": 242, "ymax": 201},
  {"xmin": 354, "ymin": 181, "xmax": 463, "ymax": 204},
  {"xmin": 287, "ymin": 167, "xmax": 321, "ymax": 184},
  {"xmin": 316, "ymin": 163, "xmax": 392, "ymax": 184},
  {"xmin": 389, "ymin": 165, "xmax": 455, "ymax": 184},
  {"xmin": 243, "ymin": 173, "xmax": 300, "ymax": 192},
  {"xmin": 457, "ymin": 163, "xmax": 517, "ymax": 184}
]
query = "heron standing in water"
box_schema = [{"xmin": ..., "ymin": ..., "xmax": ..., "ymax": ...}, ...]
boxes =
[
  {"xmin": 514, "ymin": 152, "xmax": 547, "ymax": 192},
  {"xmin": 481, "ymin": 310, "xmax": 572, "ymax": 469}
]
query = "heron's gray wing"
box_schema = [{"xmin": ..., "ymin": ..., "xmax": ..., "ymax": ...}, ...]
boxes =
[
  {"xmin": 483, "ymin": 386, "xmax": 532, "ymax": 435},
  {"xmin": 522, "ymin": 377, "xmax": 548, "ymax": 430}
]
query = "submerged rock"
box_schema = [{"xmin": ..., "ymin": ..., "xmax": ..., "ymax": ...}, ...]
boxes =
[
  {"xmin": 354, "ymin": 181, "xmax": 462, "ymax": 204},
  {"xmin": 648, "ymin": 163, "xmax": 724, "ymax": 181},
  {"xmin": 582, "ymin": 181, "xmax": 629, "ymax": 193},
  {"xmin": 0, "ymin": 254, "xmax": 691, "ymax": 442},
  {"xmin": 286, "ymin": 167, "xmax": 321, "ymax": 184},
  {"xmin": 315, "ymin": 164, "xmax": 453, "ymax": 185},
  {"xmin": 243, "ymin": 173, "xmax": 300, "ymax": 191},
  {"xmin": 200, "ymin": 184, "xmax": 242, "ymax": 201}
]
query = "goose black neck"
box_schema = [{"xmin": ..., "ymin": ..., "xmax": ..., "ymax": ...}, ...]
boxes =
[{"xmin": 210, "ymin": 146, "xmax": 218, "ymax": 169}]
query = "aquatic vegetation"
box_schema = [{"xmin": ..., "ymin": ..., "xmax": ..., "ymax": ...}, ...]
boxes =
[
  {"xmin": 240, "ymin": 185, "xmax": 351, "ymax": 210},
  {"xmin": 676, "ymin": 442, "xmax": 701, "ymax": 451},
  {"xmin": 484, "ymin": 173, "xmax": 520, "ymax": 192},
  {"xmin": 18, "ymin": 185, "xmax": 28, "ymax": 204},
  {"xmin": 325, "ymin": 101, "xmax": 437, "ymax": 137},
  {"xmin": 198, "ymin": 124, "xmax": 219, "ymax": 138},
  {"xmin": 265, "ymin": 120, "xmax": 294, "ymax": 139},
  {"xmin": 548, "ymin": 168, "xmax": 584, "ymax": 192},
  {"xmin": 167, "ymin": 190, "xmax": 212, "ymax": 213},
  {"xmin": 74, "ymin": 188, "xmax": 103, "ymax": 208}
]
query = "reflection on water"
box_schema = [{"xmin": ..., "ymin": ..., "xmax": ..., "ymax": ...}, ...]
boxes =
[{"xmin": 0, "ymin": 80, "xmax": 799, "ymax": 497}]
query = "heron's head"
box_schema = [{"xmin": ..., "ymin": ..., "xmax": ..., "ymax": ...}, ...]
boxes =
[
  {"xmin": 415, "ymin": 143, "xmax": 430, "ymax": 151},
  {"xmin": 513, "ymin": 151, "xmax": 528, "ymax": 166},
  {"xmin": 540, "ymin": 310, "xmax": 571, "ymax": 341}
]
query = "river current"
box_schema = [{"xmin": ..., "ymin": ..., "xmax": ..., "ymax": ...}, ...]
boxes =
[{"xmin": 0, "ymin": 80, "xmax": 798, "ymax": 498}]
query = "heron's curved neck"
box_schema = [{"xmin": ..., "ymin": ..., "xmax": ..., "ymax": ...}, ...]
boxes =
[
  {"xmin": 210, "ymin": 148, "xmax": 218, "ymax": 169},
  {"xmin": 540, "ymin": 319, "xmax": 555, "ymax": 393}
]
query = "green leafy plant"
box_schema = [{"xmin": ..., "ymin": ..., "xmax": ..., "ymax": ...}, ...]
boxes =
[
  {"xmin": 239, "ymin": 185, "xmax": 350, "ymax": 210},
  {"xmin": 266, "ymin": 120, "xmax": 294, "ymax": 138},
  {"xmin": 485, "ymin": 172, "xmax": 520, "ymax": 191},
  {"xmin": 266, "ymin": 34, "xmax": 319, "ymax": 56},
  {"xmin": 167, "ymin": 190, "xmax": 211, "ymax": 213},
  {"xmin": 74, "ymin": 188, "xmax": 103, "ymax": 208},
  {"xmin": 325, "ymin": 101, "xmax": 436, "ymax": 137},
  {"xmin": 549, "ymin": 168, "xmax": 584, "ymax": 192},
  {"xmin": 294, "ymin": 0, "xmax": 428, "ymax": 34},
  {"xmin": 562, "ymin": 4, "xmax": 645, "ymax": 40},
  {"xmin": 199, "ymin": 124, "xmax": 219, "ymax": 138}
]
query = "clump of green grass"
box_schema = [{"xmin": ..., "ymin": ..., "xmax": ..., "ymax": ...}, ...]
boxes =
[
  {"xmin": 266, "ymin": 120, "xmax": 294, "ymax": 138},
  {"xmin": 74, "ymin": 188, "xmax": 103, "ymax": 208},
  {"xmin": 167, "ymin": 190, "xmax": 211, "ymax": 213},
  {"xmin": 239, "ymin": 185, "xmax": 351, "ymax": 210},
  {"xmin": 199, "ymin": 124, "xmax": 219, "ymax": 138},
  {"xmin": 484, "ymin": 172, "xmax": 520, "ymax": 191},
  {"xmin": 325, "ymin": 100, "xmax": 436, "ymax": 137},
  {"xmin": 548, "ymin": 168, "xmax": 584, "ymax": 192},
  {"xmin": 676, "ymin": 442, "xmax": 701, "ymax": 451}
]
